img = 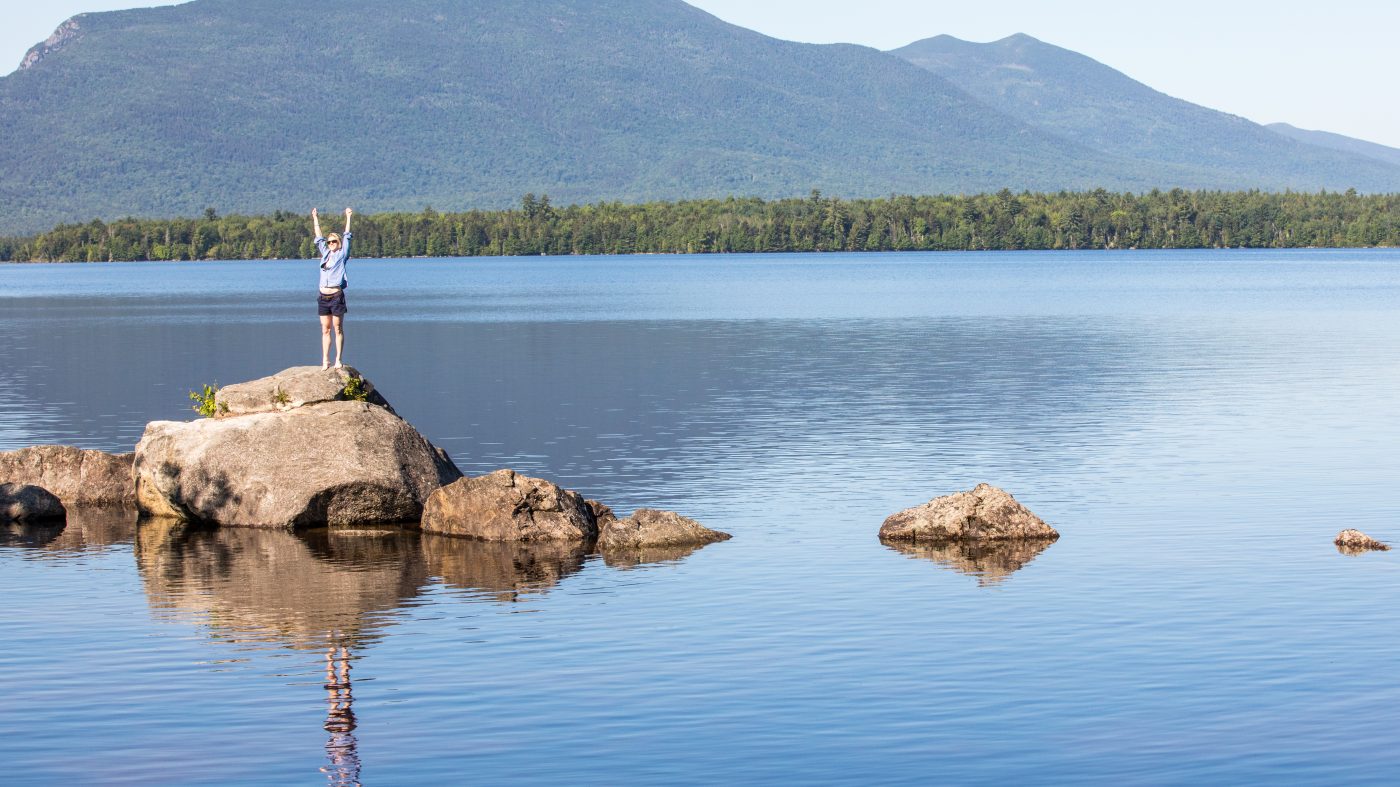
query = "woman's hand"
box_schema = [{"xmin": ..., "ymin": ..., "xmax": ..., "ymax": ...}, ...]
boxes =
[{"xmin": 344, "ymin": 207, "xmax": 352, "ymax": 218}]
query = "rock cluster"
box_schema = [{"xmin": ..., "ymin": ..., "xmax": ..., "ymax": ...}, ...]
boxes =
[
  {"xmin": 1335, "ymin": 529, "xmax": 1389, "ymax": 554},
  {"xmin": 0, "ymin": 483, "xmax": 66, "ymax": 523},
  {"xmin": 421, "ymin": 469, "xmax": 730, "ymax": 561},
  {"xmin": 134, "ymin": 367, "xmax": 460, "ymax": 529},
  {"xmin": 0, "ymin": 445, "xmax": 134, "ymax": 507},
  {"xmin": 880, "ymin": 483, "xmax": 1058, "ymax": 542}
]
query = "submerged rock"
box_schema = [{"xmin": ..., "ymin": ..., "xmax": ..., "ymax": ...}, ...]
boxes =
[
  {"xmin": 598, "ymin": 508, "xmax": 731, "ymax": 550},
  {"xmin": 0, "ymin": 445, "xmax": 134, "ymax": 507},
  {"xmin": 1335, "ymin": 529, "xmax": 1390, "ymax": 555},
  {"xmin": 879, "ymin": 483, "xmax": 1057, "ymax": 542},
  {"xmin": 882, "ymin": 537, "xmax": 1056, "ymax": 586},
  {"xmin": 215, "ymin": 365, "xmax": 392, "ymax": 416},
  {"xmin": 0, "ymin": 483, "xmax": 66, "ymax": 523},
  {"xmin": 134, "ymin": 368, "xmax": 460, "ymax": 529},
  {"xmin": 420, "ymin": 469, "xmax": 597, "ymax": 542}
]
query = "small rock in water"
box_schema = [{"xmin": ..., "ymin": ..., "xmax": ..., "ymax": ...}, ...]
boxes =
[
  {"xmin": 1334, "ymin": 529, "xmax": 1390, "ymax": 554},
  {"xmin": 420, "ymin": 469, "xmax": 598, "ymax": 542},
  {"xmin": 598, "ymin": 508, "xmax": 731, "ymax": 549},
  {"xmin": 879, "ymin": 483, "xmax": 1057, "ymax": 542},
  {"xmin": 0, "ymin": 483, "xmax": 66, "ymax": 523}
]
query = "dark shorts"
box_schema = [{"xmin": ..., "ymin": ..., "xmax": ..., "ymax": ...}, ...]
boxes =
[{"xmin": 317, "ymin": 290, "xmax": 347, "ymax": 317}]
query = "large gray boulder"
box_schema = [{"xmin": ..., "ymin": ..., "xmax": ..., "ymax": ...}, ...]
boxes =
[
  {"xmin": 599, "ymin": 508, "xmax": 731, "ymax": 550},
  {"xmin": 880, "ymin": 483, "xmax": 1058, "ymax": 542},
  {"xmin": 214, "ymin": 365, "xmax": 393, "ymax": 416},
  {"xmin": 420, "ymin": 469, "xmax": 598, "ymax": 542},
  {"xmin": 0, "ymin": 483, "xmax": 66, "ymax": 523},
  {"xmin": 134, "ymin": 370, "xmax": 460, "ymax": 529},
  {"xmin": 0, "ymin": 445, "xmax": 134, "ymax": 507}
]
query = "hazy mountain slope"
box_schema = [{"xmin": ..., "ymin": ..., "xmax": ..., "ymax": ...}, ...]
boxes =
[
  {"xmin": 891, "ymin": 34, "xmax": 1400, "ymax": 193},
  {"xmin": 0, "ymin": 0, "xmax": 1132, "ymax": 234},
  {"xmin": 1267, "ymin": 123, "xmax": 1400, "ymax": 169}
]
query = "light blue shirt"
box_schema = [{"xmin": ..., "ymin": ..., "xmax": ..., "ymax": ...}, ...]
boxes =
[{"xmin": 314, "ymin": 232, "xmax": 352, "ymax": 290}]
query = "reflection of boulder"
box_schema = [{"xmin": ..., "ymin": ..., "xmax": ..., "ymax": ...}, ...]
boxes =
[
  {"xmin": 601, "ymin": 543, "xmax": 710, "ymax": 569},
  {"xmin": 0, "ymin": 445, "xmax": 135, "ymax": 507},
  {"xmin": 420, "ymin": 533, "xmax": 588, "ymax": 601},
  {"xmin": 0, "ymin": 506, "xmax": 138, "ymax": 556},
  {"xmin": 1, "ymin": 521, "xmax": 66, "ymax": 549},
  {"xmin": 134, "ymin": 367, "xmax": 461, "ymax": 529},
  {"xmin": 880, "ymin": 484, "xmax": 1058, "ymax": 542},
  {"xmin": 49, "ymin": 506, "xmax": 139, "ymax": 554},
  {"xmin": 882, "ymin": 537, "xmax": 1057, "ymax": 585},
  {"xmin": 421, "ymin": 469, "xmax": 598, "ymax": 542},
  {"xmin": 136, "ymin": 521, "xmax": 430, "ymax": 649},
  {"xmin": 1335, "ymin": 529, "xmax": 1390, "ymax": 555},
  {"xmin": 0, "ymin": 483, "xmax": 65, "ymax": 523}
]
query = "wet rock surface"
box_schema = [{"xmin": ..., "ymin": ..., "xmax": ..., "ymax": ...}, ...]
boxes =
[
  {"xmin": 1335, "ymin": 529, "xmax": 1390, "ymax": 555},
  {"xmin": 879, "ymin": 483, "xmax": 1058, "ymax": 542},
  {"xmin": 134, "ymin": 368, "xmax": 459, "ymax": 530},
  {"xmin": 421, "ymin": 469, "xmax": 598, "ymax": 542},
  {"xmin": 0, "ymin": 483, "xmax": 66, "ymax": 523},
  {"xmin": 0, "ymin": 445, "xmax": 134, "ymax": 507}
]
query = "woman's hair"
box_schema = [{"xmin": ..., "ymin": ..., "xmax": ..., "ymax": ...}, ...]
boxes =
[{"xmin": 326, "ymin": 232, "xmax": 342, "ymax": 245}]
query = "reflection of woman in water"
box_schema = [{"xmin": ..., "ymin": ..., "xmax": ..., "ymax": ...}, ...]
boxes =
[
  {"xmin": 311, "ymin": 207, "xmax": 353, "ymax": 370},
  {"xmin": 321, "ymin": 638, "xmax": 361, "ymax": 787}
]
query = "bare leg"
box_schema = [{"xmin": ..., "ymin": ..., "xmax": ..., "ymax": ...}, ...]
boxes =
[
  {"xmin": 333, "ymin": 315, "xmax": 345, "ymax": 369},
  {"xmin": 320, "ymin": 314, "xmax": 333, "ymax": 370}
]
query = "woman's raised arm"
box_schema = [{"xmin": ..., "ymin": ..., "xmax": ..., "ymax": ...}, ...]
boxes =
[
  {"xmin": 312, "ymin": 207, "xmax": 323, "ymax": 238},
  {"xmin": 343, "ymin": 207, "xmax": 352, "ymax": 235}
]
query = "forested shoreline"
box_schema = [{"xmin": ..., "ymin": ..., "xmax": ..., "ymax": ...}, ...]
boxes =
[{"xmin": 3, "ymin": 189, "xmax": 1398, "ymax": 263}]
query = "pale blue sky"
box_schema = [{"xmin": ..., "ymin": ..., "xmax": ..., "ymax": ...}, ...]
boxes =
[{"xmin": 3, "ymin": 0, "xmax": 1396, "ymax": 147}]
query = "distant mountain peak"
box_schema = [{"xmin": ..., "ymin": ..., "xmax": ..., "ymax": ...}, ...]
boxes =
[{"xmin": 19, "ymin": 17, "xmax": 83, "ymax": 71}]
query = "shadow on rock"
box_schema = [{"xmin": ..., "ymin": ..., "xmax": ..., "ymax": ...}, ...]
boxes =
[
  {"xmin": 420, "ymin": 532, "xmax": 589, "ymax": 601},
  {"xmin": 882, "ymin": 537, "xmax": 1057, "ymax": 586}
]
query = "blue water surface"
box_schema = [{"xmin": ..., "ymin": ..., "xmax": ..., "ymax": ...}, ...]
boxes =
[{"xmin": 1, "ymin": 249, "xmax": 1397, "ymax": 784}]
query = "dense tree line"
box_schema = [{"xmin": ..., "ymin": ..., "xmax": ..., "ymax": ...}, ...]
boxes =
[{"xmin": 4, "ymin": 189, "xmax": 1399, "ymax": 263}]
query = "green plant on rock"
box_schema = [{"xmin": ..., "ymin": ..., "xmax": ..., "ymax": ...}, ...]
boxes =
[
  {"xmin": 271, "ymin": 386, "xmax": 290, "ymax": 407},
  {"xmin": 189, "ymin": 383, "xmax": 229, "ymax": 417},
  {"xmin": 341, "ymin": 376, "xmax": 369, "ymax": 402}
]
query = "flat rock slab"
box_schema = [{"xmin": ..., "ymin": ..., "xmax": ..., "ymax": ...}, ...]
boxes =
[
  {"xmin": 599, "ymin": 508, "xmax": 731, "ymax": 550},
  {"xmin": 134, "ymin": 401, "xmax": 460, "ymax": 529},
  {"xmin": 0, "ymin": 445, "xmax": 134, "ymax": 507},
  {"xmin": 421, "ymin": 469, "xmax": 597, "ymax": 542},
  {"xmin": 214, "ymin": 366, "xmax": 392, "ymax": 416},
  {"xmin": 1335, "ymin": 529, "xmax": 1390, "ymax": 554},
  {"xmin": 880, "ymin": 483, "xmax": 1058, "ymax": 542},
  {"xmin": 0, "ymin": 483, "xmax": 66, "ymax": 523}
]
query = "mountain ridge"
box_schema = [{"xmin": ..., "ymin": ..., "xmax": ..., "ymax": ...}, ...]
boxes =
[
  {"xmin": 888, "ymin": 33, "xmax": 1400, "ymax": 194},
  {"xmin": 1, "ymin": 1, "xmax": 1396, "ymax": 236}
]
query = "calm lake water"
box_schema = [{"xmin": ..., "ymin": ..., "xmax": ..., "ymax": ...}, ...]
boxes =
[{"xmin": 2, "ymin": 250, "xmax": 1398, "ymax": 784}]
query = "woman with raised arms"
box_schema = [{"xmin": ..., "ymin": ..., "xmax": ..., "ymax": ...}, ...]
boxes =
[{"xmin": 312, "ymin": 207, "xmax": 353, "ymax": 370}]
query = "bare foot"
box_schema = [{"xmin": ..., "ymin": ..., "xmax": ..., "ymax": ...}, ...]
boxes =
[
  {"xmin": 333, "ymin": 360, "xmax": 344, "ymax": 370},
  {"xmin": 321, "ymin": 361, "xmax": 330, "ymax": 371}
]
